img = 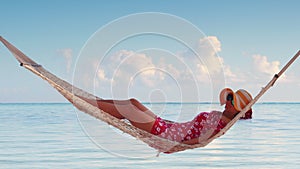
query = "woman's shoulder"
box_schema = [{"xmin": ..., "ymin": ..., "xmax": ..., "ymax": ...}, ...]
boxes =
[
  {"xmin": 209, "ymin": 111, "xmax": 223, "ymax": 118},
  {"xmin": 196, "ymin": 111, "xmax": 222, "ymax": 120},
  {"xmin": 210, "ymin": 110, "xmax": 222, "ymax": 115},
  {"xmin": 196, "ymin": 111, "xmax": 223, "ymax": 129}
]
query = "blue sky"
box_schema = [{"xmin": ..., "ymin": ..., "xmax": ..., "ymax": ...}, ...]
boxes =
[{"xmin": 0, "ymin": 0, "xmax": 300, "ymax": 103}]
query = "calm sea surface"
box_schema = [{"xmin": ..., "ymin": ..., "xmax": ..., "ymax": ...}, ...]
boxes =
[{"xmin": 0, "ymin": 103, "xmax": 299, "ymax": 168}]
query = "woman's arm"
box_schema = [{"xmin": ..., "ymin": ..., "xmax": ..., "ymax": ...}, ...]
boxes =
[
  {"xmin": 181, "ymin": 137, "xmax": 200, "ymax": 145},
  {"xmin": 181, "ymin": 129, "xmax": 216, "ymax": 145}
]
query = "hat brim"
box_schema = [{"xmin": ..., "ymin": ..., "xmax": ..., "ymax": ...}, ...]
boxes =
[
  {"xmin": 219, "ymin": 88, "xmax": 234, "ymax": 106},
  {"xmin": 233, "ymin": 95, "xmax": 241, "ymax": 111}
]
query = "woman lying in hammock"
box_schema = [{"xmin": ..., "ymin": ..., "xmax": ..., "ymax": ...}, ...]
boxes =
[{"xmin": 79, "ymin": 88, "xmax": 253, "ymax": 145}]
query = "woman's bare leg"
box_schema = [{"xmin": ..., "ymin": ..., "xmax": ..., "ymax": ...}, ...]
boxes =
[
  {"xmin": 77, "ymin": 96, "xmax": 156, "ymax": 132},
  {"xmin": 100, "ymin": 98, "xmax": 157, "ymax": 118}
]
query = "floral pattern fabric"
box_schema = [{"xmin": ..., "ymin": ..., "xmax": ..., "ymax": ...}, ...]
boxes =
[{"xmin": 151, "ymin": 111, "xmax": 227, "ymax": 142}]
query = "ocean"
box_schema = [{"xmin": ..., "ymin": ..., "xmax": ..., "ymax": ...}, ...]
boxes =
[{"xmin": 0, "ymin": 103, "xmax": 299, "ymax": 168}]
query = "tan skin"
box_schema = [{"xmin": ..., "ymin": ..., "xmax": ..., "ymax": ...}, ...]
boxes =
[{"xmin": 78, "ymin": 96, "xmax": 239, "ymax": 145}]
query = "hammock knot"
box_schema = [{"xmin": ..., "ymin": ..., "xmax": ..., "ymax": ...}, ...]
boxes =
[{"xmin": 20, "ymin": 62, "xmax": 41, "ymax": 67}]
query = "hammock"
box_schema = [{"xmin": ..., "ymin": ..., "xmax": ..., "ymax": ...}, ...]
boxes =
[{"xmin": 1, "ymin": 36, "xmax": 299, "ymax": 154}]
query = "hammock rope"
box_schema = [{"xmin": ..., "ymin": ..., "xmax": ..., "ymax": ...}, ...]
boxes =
[{"xmin": 1, "ymin": 36, "xmax": 299, "ymax": 153}]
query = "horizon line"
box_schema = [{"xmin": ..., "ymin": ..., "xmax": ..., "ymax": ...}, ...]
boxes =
[{"xmin": 1, "ymin": 101, "xmax": 300, "ymax": 104}]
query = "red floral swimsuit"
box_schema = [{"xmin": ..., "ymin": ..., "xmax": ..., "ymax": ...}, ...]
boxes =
[{"xmin": 150, "ymin": 111, "xmax": 227, "ymax": 142}]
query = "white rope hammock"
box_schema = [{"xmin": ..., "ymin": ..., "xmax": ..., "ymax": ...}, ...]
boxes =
[{"xmin": 1, "ymin": 36, "xmax": 299, "ymax": 153}]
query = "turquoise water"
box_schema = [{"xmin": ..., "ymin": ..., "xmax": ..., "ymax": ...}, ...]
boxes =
[{"xmin": 0, "ymin": 103, "xmax": 299, "ymax": 168}]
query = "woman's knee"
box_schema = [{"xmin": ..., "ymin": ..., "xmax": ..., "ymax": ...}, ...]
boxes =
[{"xmin": 129, "ymin": 98, "xmax": 140, "ymax": 105}]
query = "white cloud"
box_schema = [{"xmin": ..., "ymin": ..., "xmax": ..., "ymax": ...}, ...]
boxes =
[
  {"xmin": 58, "ymin": 48, "xmax": 73, "ymax": 73},
  {"xmin": 157, "ymin": 57, "xmax": 181, "ymax": 80},
  {"xmin": 196, "ymin": 36, "xmax": 223, "ymax": 75},
  {"xmin": 91, "ymin": 36, "xmax": 242, "ymax": 101},
  {"xmin": 113, "ymin": 50, "xmax": 156, "ymax": 86},
  {"xmin": 96, "ymin": 68, "xmax": 111, "ymax": 82},
  {"xmin": 252, "ymin": 54, "xmax": 280, "ymax": 76},
  {"xmin": 198, "ymin": 36, "xmax": 221, "ymax": 54},
  {"xmin": 96, "ymin": 50, "xmax": 164, "ymax": 88},
  {"xmin": 178, "ymin": 36, "xmax": 237, "ymax": 89},
  {"xmin": 98, "ymin": 36, "xmax": 228, "ymax": 88}
]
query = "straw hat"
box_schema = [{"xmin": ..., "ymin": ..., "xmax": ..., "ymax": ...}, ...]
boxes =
[{"xmin": 219, "ymin": 88, "xmax": 253, "ymax": 111}]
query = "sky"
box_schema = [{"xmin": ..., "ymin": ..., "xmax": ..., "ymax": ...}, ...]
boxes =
[{"xmin": 0, "ymin": 0, "xmax": 300, "ymax": 103}]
